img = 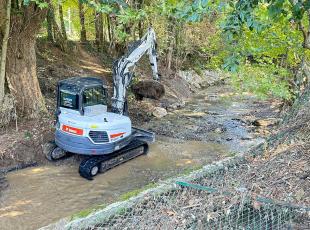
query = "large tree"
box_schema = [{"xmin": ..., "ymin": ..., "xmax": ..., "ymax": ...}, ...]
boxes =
[
  {"xmin": 0, "ymin": 0, "xmax": 48, "ymax": 118},
  {"xmin": 0, "ymin": 0, "xmax": 11, "ymax": 103}
]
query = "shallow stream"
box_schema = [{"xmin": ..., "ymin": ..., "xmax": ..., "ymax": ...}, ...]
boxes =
[{"xmin": 0, "ymin": 85, "xmax": 267, "ymax": 230}]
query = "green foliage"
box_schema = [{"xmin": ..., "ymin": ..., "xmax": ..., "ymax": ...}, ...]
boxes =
[
  {"xmin": 213, "ymin": 0, "xmax": 309, "ymax": 100},
  {"xmin": 158, "ymin": 0, "xmax": 213, "ymax": 22},
  {"xmin": 32, "ymin": 0, "xmax": 307, "ymax": 101},
  {"xmin": 221, "ymin": 0, "xmax": 310, "ymax": 70},
  {"xmin": 114, "ymin": 7, "xmax": 147, "ymax": 42},
  {"xmin": 231, "ymin": 64, "xmax": 292, "ymax": 100},
  {"xmin": 24, "ymin": 131, "xmax": 33, "ymax": 139},
  {"xmin": 24, "ymin": 0, "xmax": 48, "ymax": 8}
]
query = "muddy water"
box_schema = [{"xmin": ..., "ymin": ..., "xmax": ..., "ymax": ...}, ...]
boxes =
[
  {"xmin": 0, "ymin": 85, "xmax": 267, "ymax": 230},
  {"xmin": 0, "ymin": 139, "xmax": 228, "ymax": 230}
]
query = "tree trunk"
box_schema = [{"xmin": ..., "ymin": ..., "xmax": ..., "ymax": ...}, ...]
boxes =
[
  {"xmin": 107, "ymin": 14, "xmax": 112, "ymax": 43},
  {"xmin": 48, "ymin": 3, "xmax": 67, "ymax": 52},
  {"xmin": 174, "ymin": 22, "xmax": 183, "ymax": 70},
  {"xmin": 5, "ymin": 3, "xmax": 47, "ymax": 117},
  {"xmin": 94, "ymin": 11, "xmax": 104, "ymax": 51},
  {"xmin": 0, "ymin": 0, "xmax": 11, "ymax": 103},
  {"xmin": 11, "ymin": 0, "xmax": 19, "ymax": 10},
  {"xmin": 166, "ymin": 17, "xmax": 175, "ymax": 71},
  {"xmin": 79, "ymin": 1, "xmax": 87, "ymax": 42},
  {"xmin": 137, "ymin": 0, "xmax": 143, "ymax": 38},
  {"xmin": 59, "ymin": 4, "xmax": 67, "ymax": 40},
  {"xmin": 46, "ymin": 8, "xmax": 54, "ymax": 42},
  {"xmin": 95, "ymin": 11, "xmax": 99, "ymax": 47},
  {"xmin": 68, "ymin": 8, "xmax": 72, "ymax": 35},
  {"xmin": 99, "ymin": 13, "xmax": 104, "ymax": 46}
]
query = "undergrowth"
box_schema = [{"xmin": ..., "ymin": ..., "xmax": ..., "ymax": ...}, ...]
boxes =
[{"xmin": 230, "ymin": 64, "xmax": 293, "ymax": 101}]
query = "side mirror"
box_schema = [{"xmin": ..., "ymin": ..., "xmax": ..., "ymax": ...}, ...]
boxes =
[
  {"xmin": 54, "ymin": 108, "xmax": 61, "ymax": 123},
  {"xmin": 79, "ymin": 93, "xmax": 85, "ymax": 116}
]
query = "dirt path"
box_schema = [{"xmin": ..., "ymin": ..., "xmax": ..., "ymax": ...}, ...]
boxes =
[{"xmin": 0, "ymin": 83, "xmax": 280, "ymax": 230}]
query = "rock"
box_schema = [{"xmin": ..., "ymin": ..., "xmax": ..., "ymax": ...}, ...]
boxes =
[
  {"xmin": 167, "ymin": 101, "xmax": 186, "ymax": 110},
  {"xmin": 214, "ymin": 128, "xmax": 223, "ymax": 133},
  {"xmin": 178, "ymin": 69, "xmax": 226, "ymax": 90},
  {"xmin": 183, "ymin": 111, "xmax": 206, "ymax": 118},
  {"xmin": 204, "ymin": 94, "xmax": 218, "ymax": 101},
  {"xmin": 202, "ymin": 70, "xmax": 224, "ymax": 86},
  {"xmin": 153, "ymin": 107, "xmax": 168, "ymax": 118},
  {"xmin": 252, "ymin": 118, "xmax": 280, "ymax": 127},
  {"xmin": 178, "ymin": 70, "xmax": 203, "ymax": 90},
  {"xmin": 131, "ymin": 80, "xmax": 165, "ymax": 101}
]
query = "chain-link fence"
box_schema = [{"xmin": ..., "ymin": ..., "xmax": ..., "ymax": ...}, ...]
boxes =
[
  {"xmin": 95, "ymin": 187, "xmax": 309, "ymax": 230},
  {"xmin": 64, "ymin": 154, "xmax": 309, "ymax": 230}
]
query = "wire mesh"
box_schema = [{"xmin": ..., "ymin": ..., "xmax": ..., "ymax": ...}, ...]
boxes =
[{"xmin": 82, "ymin": 162, "xmax": 309, "ymax": 230}]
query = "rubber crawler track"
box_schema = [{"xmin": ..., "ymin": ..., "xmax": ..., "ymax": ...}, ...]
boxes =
[{"xmin": 79, "ymin": 139, "xmax": 148, "ymax": 180}]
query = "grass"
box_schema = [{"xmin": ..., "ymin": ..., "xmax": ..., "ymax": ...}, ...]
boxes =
[
  {"xmin": 119, "ymin": 182, "xmax": 157, "ymax": 201},
  {"xmin": 180, "ymin": 165, "xmax": 204, "ymax": 176},
  {"xmin": 70, "ymin": 182, "xmax": 157, "ymax": 220},
  {"xmin": 225, "ymin": 152, "xmax": 238, "ymax": 157},
  {"xmin": 70, "ymin": 204, "xmax": 107, "ymax": 220},
  {"xmin": 24, "ymin": 131, "xmax": 33, "ymax": 139}
]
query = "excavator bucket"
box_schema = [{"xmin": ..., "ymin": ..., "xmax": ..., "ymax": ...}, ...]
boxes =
[{"xmin": 131, "ymin": 80, "xmax": 165, "ymax": 101}]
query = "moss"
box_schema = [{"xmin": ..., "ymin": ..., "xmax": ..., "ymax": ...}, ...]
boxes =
[
  {"xmin": 70, "ymin": 204, "xmax": 107, "ymax": 220},
  {"xmin": 225, "ymin": 152, "xmax": 237, "ymax": 157},
  {"xmin": 119, "ymin": 182, "xmax": 157, "ymax": 201},
  {"xmin": 70, "ymin": 183, "xmax": 157, "ymax": 220},
  {"xmin": 24, "ymin": 131, "xmax": 33, "ymax": 139},
  {"xmin": 115, "ymin": 207, "xmax": 128, "ymax": 216},
  {"xmin": 180, "ymin": 165, "xmax": 204, "ymax": 176}
]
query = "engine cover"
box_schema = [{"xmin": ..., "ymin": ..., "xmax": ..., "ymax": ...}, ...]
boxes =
[{"xmin": 55, "ymin": 106, "xmax": 132, "ymax": 155}]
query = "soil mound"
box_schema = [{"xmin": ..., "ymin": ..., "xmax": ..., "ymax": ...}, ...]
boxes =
[{"xmin": 131, "ymin": 80, "xmax": 165, "ymax": 100}]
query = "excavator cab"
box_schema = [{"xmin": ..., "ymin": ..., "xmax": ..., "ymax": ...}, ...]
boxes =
[{"xmin": 56, "ymin": 77, "xmax": 108, "ymax": 116}]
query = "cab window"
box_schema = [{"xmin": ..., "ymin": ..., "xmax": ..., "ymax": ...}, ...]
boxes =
[
  {"xmin": 83, "ymin": 87, "xmax": 107, "ymax": 107},
  {"xmin": 60, "ymin": 91, "xmax": 79, "ymax": 110}
]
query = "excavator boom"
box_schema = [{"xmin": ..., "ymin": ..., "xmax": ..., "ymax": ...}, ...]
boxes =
[{"xmin": 111, "ymin": 28, "xmax": 159, "ymax": 114}]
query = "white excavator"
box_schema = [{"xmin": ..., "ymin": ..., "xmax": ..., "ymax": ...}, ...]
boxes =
[{"xmin": 44, "ymin": 28, "xmax": 161, "ymax": 180}]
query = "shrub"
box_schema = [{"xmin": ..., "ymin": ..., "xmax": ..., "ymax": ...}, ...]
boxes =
[{"xmin": 231, "ymin": 64, "xmax": 292, "ymax": 100}]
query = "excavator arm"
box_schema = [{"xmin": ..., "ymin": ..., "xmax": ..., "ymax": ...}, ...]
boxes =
[{"xmin": 111, "ymin": 28, "xmax": 160, "ymax": 114}]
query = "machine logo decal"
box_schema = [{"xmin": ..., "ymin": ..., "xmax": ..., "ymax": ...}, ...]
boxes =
[
  {"xmin": 62, "ymin": 125, "xmax": 83, "ymax": 135},
  {"xmin": 110, "ymin": 132, "xmax": 125, "ymax": 139}
]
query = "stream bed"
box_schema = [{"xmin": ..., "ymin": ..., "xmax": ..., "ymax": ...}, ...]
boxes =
[{"xmin": 0, "ymin": 85, "xmax": 274, "ymax": 230}]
